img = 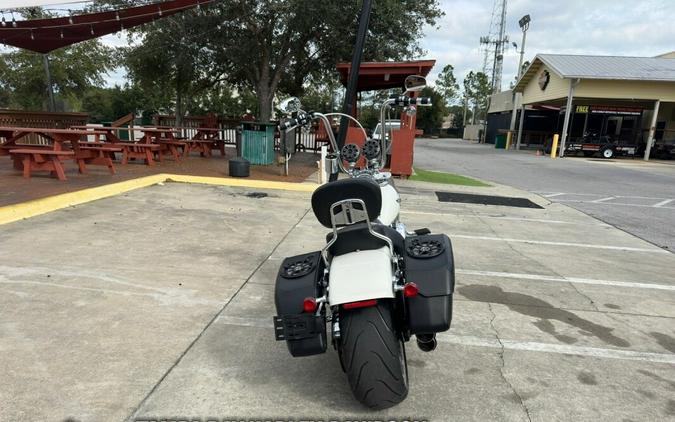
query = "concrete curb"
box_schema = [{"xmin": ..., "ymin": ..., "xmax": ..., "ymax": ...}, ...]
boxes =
[{"xmin": 0, "ymin": 174, "xmax": 319, "ymax": 225}]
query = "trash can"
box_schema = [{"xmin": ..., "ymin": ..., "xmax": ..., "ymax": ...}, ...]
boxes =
[
  {"xmin": 229, "ymin": 157, "xmax": 250, "ymax": 177},
  {"xmin": 495, "ymin": 134, "xmax": 507, "ymax": 149},
  {"xmin": 241, "ymin": 121, "xmax": 276, "ymax": 165}
]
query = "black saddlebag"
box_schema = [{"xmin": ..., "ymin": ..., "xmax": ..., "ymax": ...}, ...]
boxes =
[
  {"xmin": 273, "ymin": 251, "xmax": 327, "ymax": 357},
  {"xmin": 403, "ymin": 234, "xmax": 455, "ymax": 334}
]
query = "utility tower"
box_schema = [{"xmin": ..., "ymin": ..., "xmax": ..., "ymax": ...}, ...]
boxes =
[{"xmin": 480, "ymin": 0, "xmax": 509, "ymax": 93}]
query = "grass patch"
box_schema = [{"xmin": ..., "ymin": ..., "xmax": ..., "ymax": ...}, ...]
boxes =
[{"xmin": 410, "ymin": 168, "xmax": 490, "ymax": 187}]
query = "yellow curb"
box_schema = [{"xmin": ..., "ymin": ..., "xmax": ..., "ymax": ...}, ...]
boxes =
[
  {"xmin": 0, "ymin": 174, "xmax": 319, "ymax": 225},
  {"xmin": 164, "ymin": 174, "xmax": 319, "ymax": 193}
]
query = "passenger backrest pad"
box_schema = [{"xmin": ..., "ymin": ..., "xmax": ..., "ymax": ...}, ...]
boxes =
[{"xmin": 311, "ymin": 178, "xmax": 382, "ymax": 228}]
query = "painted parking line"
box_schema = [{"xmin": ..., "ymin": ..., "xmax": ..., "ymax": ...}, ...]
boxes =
[
  {"xmin": 456, "ymin": 269, "xmax": 675, "ymax": 292},
  {"xmin": 653, "ymin": 198, "xmax": 675, "ymax": 208},
  {"xmin": 537, "ymin": 192, "xmax": 670, "ymax": 200},
  {"xmin": 218, "ymin": 316, "xmax": 675, "ymax": 365},
  {"xmin": 535, "ymin": 192, "xmax": 675, "ymax": 209},
  {"xmin": 400, "ymin": 210, "xmax": 609, "ymax": 226},
  {"xmin": 556, "ymin": 199, "xmax": 675, "ymax": 210},
  {"xmin": 590, "ymin": 196, "xmax": 616, "ymax": 203},
  {"xmin": 449, "ymin": 234, "xmax": 669, "ymax": 253},
  {"xmin": 436, "ymin": 334, "xmax": 675, "ymax": 365}
]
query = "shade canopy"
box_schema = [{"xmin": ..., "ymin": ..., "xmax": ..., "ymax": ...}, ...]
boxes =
[
  {"xmin": 0, "ymin": 0, "xmax": 212, "ymax": 54},
  {"xmin": 336, "ymin": 60, "xmax": 436, "ymax": 92}
]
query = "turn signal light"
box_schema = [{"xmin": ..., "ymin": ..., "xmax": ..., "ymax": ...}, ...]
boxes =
[
  {"xmin": 342, "ymin": 299, "xmax": 378, "ymax": 310},
  {"xmin": 403, "ymin": 282, "xmax": 419, "ymax": 298},
  {"xmin": 303, "ymin": 297, "xmax": 318, "ymax": 313}
]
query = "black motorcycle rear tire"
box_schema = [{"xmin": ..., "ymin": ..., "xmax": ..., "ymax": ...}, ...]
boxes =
[{"xmin": 339, "ymin": 301, "xmax": 408, "ymax": 409}]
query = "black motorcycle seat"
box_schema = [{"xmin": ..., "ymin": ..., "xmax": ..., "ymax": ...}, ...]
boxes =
[
  {"xmin": 326, "ymin": 223, "xmax": 404, "ymax": 257},
  {"xmin": 311, "ymin": 178, "xmax": 382, "ymax": 228}
]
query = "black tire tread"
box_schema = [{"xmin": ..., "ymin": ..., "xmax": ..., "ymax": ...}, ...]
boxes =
[{"xmin": 339, "ymin": 302, "xmax": 408, "ymax": 409}]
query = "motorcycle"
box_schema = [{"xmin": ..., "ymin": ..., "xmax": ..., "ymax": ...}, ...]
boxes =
[{"xmin": 273, "ymin": 75, "xmax": 455, "ymax": 409}]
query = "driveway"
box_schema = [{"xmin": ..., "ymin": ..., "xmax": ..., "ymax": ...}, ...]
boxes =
[{"xmin": 414, "ymin": 138, "xmax": 675, "ymax": 251}]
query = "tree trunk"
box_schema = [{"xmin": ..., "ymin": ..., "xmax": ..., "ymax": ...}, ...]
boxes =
[
  {"xmin": 253, "ymin": 45, "xmax": 292, "ymax": 123},
  {"xmin": 175, "ymin": 88, "xmax": 183, "ymax": 128},
  {"xmin": 257, "ymin": 85, "xmax": 273, "ymax": 123}
]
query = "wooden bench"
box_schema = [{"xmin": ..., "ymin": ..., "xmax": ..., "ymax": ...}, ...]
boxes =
[
  {"xmin": 186, "ymin": 139, "xmax": 215, "ymax": 157},
  {"xmin": 114, "ymin": 142, "xmax": 161, "ymax": 166},
  {"xmin": 77, "ymin": 143, "xmax": 122, "ymax": 174},
  {"xmin": 154, "ymin": 138, "xmax": 188, "ymax": 161},
  {"xmin": 9, "ymin": 148, "xmax": 74, "ymax": 181},
  {"xmin": 209, "ymin": 138, "xmax": 227, "ymax": 157}
]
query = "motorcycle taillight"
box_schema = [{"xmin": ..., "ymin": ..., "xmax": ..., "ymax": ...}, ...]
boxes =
[{"xmin": 342, "ymin": 299, "xmax": 378, "ymax": 310}]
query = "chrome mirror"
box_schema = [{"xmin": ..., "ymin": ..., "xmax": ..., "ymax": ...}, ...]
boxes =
[
  {"xmin": 404, "ymin": 75, "xmax": 427, "ymax": 93},
  {"xmin": 279, "ymin": 97, "xmax": 302, "ymax": 114}
]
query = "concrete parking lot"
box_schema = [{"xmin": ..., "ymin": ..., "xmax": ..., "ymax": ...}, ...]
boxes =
[
  {"xmin": 1, "ymin": 180, "xmax": 674, "ymax": 421},
  {"xmin": 414, "ymin": 138, "xmax": 675, "ymax": 251}
]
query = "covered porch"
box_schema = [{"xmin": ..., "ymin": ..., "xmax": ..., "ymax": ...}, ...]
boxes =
[{"xmin": 512, "ymin": 54, "xmax": 675, "ymax": 160}]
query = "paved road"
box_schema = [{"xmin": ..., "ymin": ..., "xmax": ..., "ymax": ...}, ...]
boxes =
[{"xmin": 414, "ymin": 138, "xmax": 675, "ymax": 251}]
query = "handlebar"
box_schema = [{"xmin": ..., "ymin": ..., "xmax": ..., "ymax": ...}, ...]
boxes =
[
  {"xmin": 280, "ymin": 113, "xmax": 312, "ymax": 130},
  {"xmin": 390, "ymin": 96, "xmax": 432, "ymax": 107}
]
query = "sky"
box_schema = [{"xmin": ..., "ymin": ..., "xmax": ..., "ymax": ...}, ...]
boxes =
[{"xmin": 421, "ymin": 0, "xmax": 675, "ymax": 89}]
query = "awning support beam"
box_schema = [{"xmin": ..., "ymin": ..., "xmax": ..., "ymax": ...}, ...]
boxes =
[
  {"xmin": 559, "ymin": 78, "xmax": 580, "ymax": 157},
  {"xmin": 516, "ymin": 104, "xmax": 525, "ymax": 149},
  {"xmin": 643, "ymin": 100, "xmax": 661, "ymax": 161}
]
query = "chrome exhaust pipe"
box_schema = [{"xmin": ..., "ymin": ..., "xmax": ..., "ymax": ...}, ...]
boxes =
[{"xmin": 416, "ymin": 334, "xmax": 437, "ymax": 352}]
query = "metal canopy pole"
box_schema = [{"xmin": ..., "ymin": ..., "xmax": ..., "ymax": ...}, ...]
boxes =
[
  {"xmin": 43, "ymin": 53, "xmax": 55, "ymax": 112},
  {"xmin": 559, "ymin": 79, "xmax": 579, "ymax": 158},
  {"xmin": 644, "ymin": 100, "xmax": 661, "ymax": 161},
  {"xmin": 337, "ymin": 0, "xmax": 372, "ymax": 152},
  {"xmin": 516, "ymin": 105, "xmax": 525, "ymax": 149}
]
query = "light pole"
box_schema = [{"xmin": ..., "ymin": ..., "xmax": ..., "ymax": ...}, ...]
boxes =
[
  {"xmin": 509, "ymin": 14, "xmax": 531, "ymax": 149},
  {"xmin": 517, "ymin": 14, "xmax": 530, "ymax": 79}
]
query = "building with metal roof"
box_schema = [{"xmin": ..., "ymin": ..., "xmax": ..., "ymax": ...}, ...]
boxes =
[{"xmin": 505, "ymin": 54, "xmax": 675, "ymax": 160}]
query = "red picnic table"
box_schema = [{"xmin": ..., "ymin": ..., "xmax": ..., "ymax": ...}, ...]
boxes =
[
  {"xmin": 190, "ymin": 127, "xmax": 226, "ymax": 157},
  {"xmin": 72, "ymin": 125, "xmax": 163, "ymax": 166},
  {"xmin": 134, "ymin": 126, "xmax": 187, "ymax": 162},
  {"xmin": 138, "ymin": 126, "xmax": 224, "ymax": 158},
  {"xmin": 0, "ymin": 126, "xmax": 119, "ymax": 181}
]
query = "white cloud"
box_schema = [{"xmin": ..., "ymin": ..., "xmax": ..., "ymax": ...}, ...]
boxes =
[{"xmin": 421, "ymin": 0, "xmax": 675, "ymax": 90}]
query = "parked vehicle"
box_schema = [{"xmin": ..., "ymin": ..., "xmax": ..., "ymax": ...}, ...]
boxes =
[
  {"xmin": 372, "ymin": 120, "xmax": 401, "ymax": 141},
  {"xmin": 273, "ymin": 76, "xmax": 454, "ymax": 409},
  {"xmin": 565, "ymin": 131, "xmax": 639, "ymax": 159}
]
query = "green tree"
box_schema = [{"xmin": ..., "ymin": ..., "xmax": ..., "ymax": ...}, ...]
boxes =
[
  {"xmin": 296, "ymin": 74, "xmax": 340, "ymax": 114},
  {"xmin": 105, "ymin": 0, "xmax": 442, "ymax": 123},
  {"xmin": 218, "ymin": 1, "xmax": 443, "ymax": 122},
  {"xmin": 435, "ymin": 64, "xmax": 459, "ymax": 106},
  {"xmin": 463, "ymin": 71, "xmax": 491, "ymax": 123},
  {"xmin": 80, "ymin": 84, "xmax": 151, "ymax": 122},
  {"xmin": 0, "ymin": 42, "xmax": 113, "ymax": 111},
  {"xmin": 415, "ymin": 86, "xmax": 447, "ymax": 136},
  {"xmin": 0, "ymin": 7, "xmax": 112, "ymax": 111},
  {"xmin": 119, "ymin": 8, "xmax": 225, "ymax": 126}
]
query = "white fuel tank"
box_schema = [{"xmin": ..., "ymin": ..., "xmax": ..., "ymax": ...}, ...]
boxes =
[{"xmin": 378, "ymin": 183, "xmax": 400, "ymax": 226}]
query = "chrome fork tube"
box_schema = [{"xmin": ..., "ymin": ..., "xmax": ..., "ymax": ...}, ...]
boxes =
[{"xmin": 378, "ymin": 99, "xmax": 395, "ymax": 170}]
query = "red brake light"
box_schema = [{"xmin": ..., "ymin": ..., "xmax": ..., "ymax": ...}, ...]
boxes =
[
  {"xmin": 342, "ymin": 299, "xmax": 378, "ymax": 310},
  {"xmin": 303, "ymin": 297, "xmax": 318, "ymax": 313},
  {"xmin": 403, "ymin": 282, "xmax": 419, "ymax": 298}
]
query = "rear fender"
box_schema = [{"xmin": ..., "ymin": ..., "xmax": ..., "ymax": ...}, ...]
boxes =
[{"xmin": 328, "ymin": 246, "xmax": 395, "ymax": 306}]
